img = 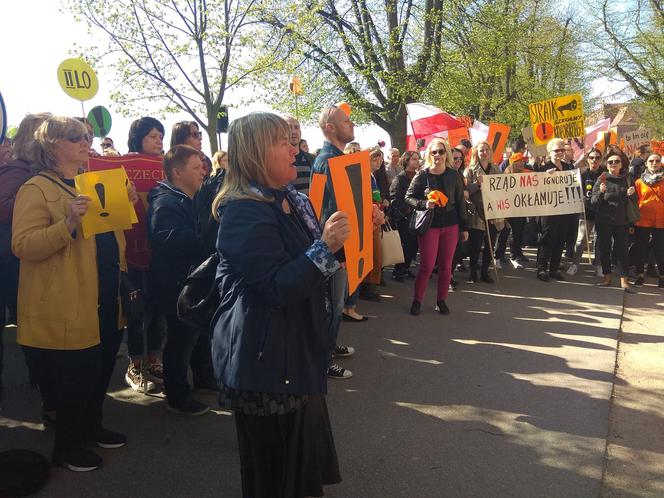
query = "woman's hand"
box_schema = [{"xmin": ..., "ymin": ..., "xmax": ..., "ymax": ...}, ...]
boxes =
[
  {"xmin": 426, "ymin": 200, "xmax": 437, "ymax": 209},
  {"xmin": 627, "ymin": 186, "xmax": 635, "ymax": 196},
  {"xmin": 372, "ymin": 204, "xmax": 385, "ymax": 226},
  {"xmin": 382, "ymin": 199, "xmax": 390, "ymax": 208},
  {"xmin": 464, "ymin": 190, "xmax": 470, "ymax": 201},
  {"xmin": 477, "ymin": 175, "xmax": 484, "ymax": 184},
  {"xmin": 600, "ymin": 183, "xmax": 607, "ymax": 193},
  {"xmin": 65, "ymin": 195, "xmax": 91, "ymax": 232},
  {"xmin": 461, "ymin": 230, "xmax": 469, "ymax": 242},
  {"xmin": 322, "ymin": 211, "xmax": 350, "ymax": 253},
  {"xmin": 547, "ymin": 168, "xmax": 556, "ymax": 174},
  {"xmin": 127, "ymin": 181, "xmax": 140, "ymax": 204}
]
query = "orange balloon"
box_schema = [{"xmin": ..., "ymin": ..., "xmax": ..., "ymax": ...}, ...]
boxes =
[{"xmin": 336, "ymin": 101, "xmax": 351, "ymax": 116}]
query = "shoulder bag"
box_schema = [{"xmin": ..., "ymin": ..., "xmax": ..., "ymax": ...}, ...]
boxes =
[{"xmin": 408, "ymin": 171, "xmax": 434, "ymax": 236}]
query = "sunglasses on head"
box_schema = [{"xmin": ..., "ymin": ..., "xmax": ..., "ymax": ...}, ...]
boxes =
[
  {"xmin": 430, "ymin": 149, "xmax": 446, "ymax": 156},
  {"xmin": 607, "ymin": 159, "xmax": 621, "ymax": 165},
  {"xmin": 68, "ymin": 134, "xmax": 93, "ymax": 144}
]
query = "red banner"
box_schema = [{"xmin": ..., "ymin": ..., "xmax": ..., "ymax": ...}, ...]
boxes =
[{"xmin": 88, "ymin": 154, "xmax": 164, "ymax": 270}]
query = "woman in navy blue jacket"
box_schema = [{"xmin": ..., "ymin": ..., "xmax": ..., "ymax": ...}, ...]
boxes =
[{"xmin": 211, "ymin": 112, "xmax": 349, "ymax": 498}]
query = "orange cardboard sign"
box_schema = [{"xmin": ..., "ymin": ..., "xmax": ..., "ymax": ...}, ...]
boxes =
[
  {"xmin": 594, "ymin": 130, "xmax": 618, "ymax": 154},
  {"xmin": 652, "ymin": 140, "xmax": 664, "ymax": 156},
  {"xmin": 447, "ymin": 127, "xmax": 470, "ymax": 148},
  {"xmin": 328, "ymin": 150, "xmax": 374, "ymax": 294},
  {"xmin": 309, "ymin": 173, "xmax": 327, "ymax": 220},
  {"xmin": 487, "ymin": 122, "xmax": 511, "ymax": 164}
]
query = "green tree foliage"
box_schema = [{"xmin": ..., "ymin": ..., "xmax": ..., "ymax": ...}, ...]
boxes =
[
  {"xmin": 588, "ymin": 0, "xmax": 663, "ymax": 135},
  {"xmin": 256, "ymin": 0, "xmax": 447, "ymax": 150},
  {"xmin": 68, "ymin": 0, "xmax": 279, "ymax": 153},
  {"xmin": 425, "ymin": 0, "xmax": 591, "ymax": 135},
  {"xmin": 256, "ymin": 0, "xmax": 593, "ymax": 148}
]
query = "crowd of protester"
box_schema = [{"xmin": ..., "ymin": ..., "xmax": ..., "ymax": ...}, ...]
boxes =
[{"xmin": 0, "ymin": 106, "xmax": 662, "ymax": 497}]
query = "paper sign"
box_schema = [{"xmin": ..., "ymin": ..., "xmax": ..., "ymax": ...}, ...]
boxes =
[
  {"xmin": 621, "ymin": 129, "xmax": 651, "ymax": 155},
  {"xmin": 528, "ymin": 93, "xmax": 584, "ymax": 144},
  {"xmin": 482, "ymin": 170, "xmax": 585, "ymax": 220},
  {"xmin": 87, "ymin": 106, "xmax": 112, "ymax": 137},
  {"xmin": 309, "ymin": 173, "xmax": 327, "ymax": 220},
  {"xmin": 652, "ymin": 140, "xmax": 664, "ymax": 156},
  {"xmin": 447, "ymin": 128, "xmax": 470, "ymax": 148},
  {"xmin": 89, "ymin": 154, "xmax": 164, "ymax": 269},
  {"xmin": 594, "ymin": 130, "xmax": 618, "ymax": 154},
  {"xmin": 75, "ymin": 168, "xmax": 134, "ymax": 239},
  {"xmin": 487, "ymin": 122, "xmax": 511, "ymax": 164},
  {"xmin": 57, "ymin": 58, "xmax": 99, "ymax": 101},
  {"xmin": 521, "ymin": 127, "xmax": 548, "ymax": 157},
  {"xmin": 328, "ymin": 150, "xmax": 374, "ymax": 294}
]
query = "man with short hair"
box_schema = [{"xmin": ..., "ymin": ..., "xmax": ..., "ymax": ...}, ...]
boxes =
[
  {"xmin": 147, "ymin": 144, "xmax": 213, "ymax": 415},
  {"xmin": 385, "ymin": 147, "xmax": 401, "ymax": 184},
  {"xmin": 630, "ymin": 144, "xmax": 651, "ymax": 179},
  {"xmin": 311, "ymin": 106, "xmax": 358, "ymax": 380},
  {"xmin": 285, "ymin": 116, "xmax": 315, "ymax": 194}
]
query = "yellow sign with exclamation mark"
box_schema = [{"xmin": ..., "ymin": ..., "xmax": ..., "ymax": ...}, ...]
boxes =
[{"xmin": 75, "ymin": 168, "xmax": 136, "ymax": 238}]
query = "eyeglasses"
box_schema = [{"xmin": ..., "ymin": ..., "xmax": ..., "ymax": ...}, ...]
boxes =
[
  {"xmin": 68, "ymin": 134, "xmax": 93, "ymax": 144},
  {"xmin": 101, "ymin": 142, "xmax": 112, "ymax": 148},
  {"xmin": 430, "ymin": 149, "xmax": 447, "ymax": 156},
  {"xmin": 190, "ymin": 131, "xmax": 203, "ymax": 139},
  {"xmin": 588, "ymin": 155, "xmax": 600, "ymax": 160},
  {"xmin": 607, "ymin": 159, "xmax": 622, "ymax": 165},
  {"xmin": 453, "ymin": 156, "xmax": 463, "ymax": 161},
  {"xmin": 646, "ymin": 159, "xmax": 660, "ymax": 163}
]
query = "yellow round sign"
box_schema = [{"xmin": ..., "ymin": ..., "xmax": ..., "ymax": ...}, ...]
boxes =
[{"xmin": 57, "ymin": 58, "xmax": 99, "ymax": 101}]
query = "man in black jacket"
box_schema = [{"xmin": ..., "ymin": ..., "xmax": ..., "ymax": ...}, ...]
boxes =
[{"xmin": 147, "ymin": 145, "xmax": 213, "ymax": 415}]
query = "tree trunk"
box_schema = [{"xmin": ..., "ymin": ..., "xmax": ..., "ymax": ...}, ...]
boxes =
[
  {"xmin": 383, "ymin": 105, "xmax": 408, "ymax": 151},
  {"xmin": 207, "ymin": 112, "xmax": 219, "ymax": 155}
]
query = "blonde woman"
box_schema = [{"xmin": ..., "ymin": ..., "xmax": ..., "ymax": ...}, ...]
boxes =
[
  {"xmin": 405, "ymin": 139, "xmax": 468, "ymax": 315},
  {"xmin": 463, "ymin": 141, "xmax": 502, "ymax": 283},
  {"xmin": 12, "ymin": 116, "xmax": 135, "ymax": 471},
  {"xmin": 211, "ymin": 113, "xmax": 349, "ymax": 497},
  {"xmin": 533, "ymin": 138, "xmax": 575, "ymax": 282}
]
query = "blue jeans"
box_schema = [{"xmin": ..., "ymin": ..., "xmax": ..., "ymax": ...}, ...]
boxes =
[{"xmin": 328, "ymin": 268, "xmax": 347, "ymax": 366}]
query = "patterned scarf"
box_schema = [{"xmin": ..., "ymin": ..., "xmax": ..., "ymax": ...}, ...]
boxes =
[{"xmin": 640, "ymin": 169, "xmax": 664, "ymax": 187}]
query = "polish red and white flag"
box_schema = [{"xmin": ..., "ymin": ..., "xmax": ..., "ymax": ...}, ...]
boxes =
[{"xmin": 405, "ymin": 103, "xmax": 464, "ymax": 149}]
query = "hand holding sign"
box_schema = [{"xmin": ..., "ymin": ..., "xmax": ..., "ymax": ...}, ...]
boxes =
[
  {"xmin": 322, "ymin": 211, "xmax": 350, "ymax": 253},
  {"xmin": 65, "ymin": 195, "xmax": 92, "ymax": 232}
]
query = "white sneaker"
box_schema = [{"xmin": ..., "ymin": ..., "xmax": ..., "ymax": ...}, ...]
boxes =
[
  {"xmin": 566, "ymin": 263, "xmax": 578, "ymax": 276},
  {"xmin": 495, "ymin": 260, "xmax": 502, "ymax": 269},
  {"xmin": 596, "ymin": 265, "xmax": 604, "ymax": 277},
  {"xmin": 511, "ymin": 258, "xmax": 524, "ymax": 269}
]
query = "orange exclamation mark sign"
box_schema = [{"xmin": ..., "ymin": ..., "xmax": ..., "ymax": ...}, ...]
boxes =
[
  {"xmin": 345, "ymin": 163, "xmax": 365, "ymax": 277},
  {"xmin": 95, "ymin": 182, "xmax": 109, "ymax": 217}
]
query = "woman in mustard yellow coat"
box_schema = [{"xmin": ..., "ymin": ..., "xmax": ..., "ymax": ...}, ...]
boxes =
[{"xmin": 12, "ymin": 116, "xmax": 135, "ymax": 472}]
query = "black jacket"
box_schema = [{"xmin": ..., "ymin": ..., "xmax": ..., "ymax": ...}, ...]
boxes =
[
  {"xmin": 581, "ymin": 168, "xmax": 602, "ymax": 220},
  {"xmin": 193, "ymin": 170, "xmax": 225, "ymax": 256},
  {"xmin": 389, "ymin": 170, "xmax": 416, "ymax": 222},
  {"xmin": 405, "ymin": 167, "xmax": 467, "ymax": 230},
  {"xmin": 146, "ymin": 181, "xmax": 206, "ymax": 314},
  {"xmin": 590, "ymin": 173, "xmax": 636, "ymax": 226}
]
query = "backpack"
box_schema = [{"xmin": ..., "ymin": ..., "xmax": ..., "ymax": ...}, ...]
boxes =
[
  {"xmin": 176, "ymin": 252, "xmax": 220, "ymax": 330},
  {"xmin": 193, "ymin": 170, "xmax": 225, "ymax": 256}
]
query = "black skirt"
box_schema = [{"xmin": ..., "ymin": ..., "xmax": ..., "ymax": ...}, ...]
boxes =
[{"xmin": 234, "ymin": 395, "xmax": 341, "ymax": 498}]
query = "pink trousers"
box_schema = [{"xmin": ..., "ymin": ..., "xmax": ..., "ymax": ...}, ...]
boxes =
[{"xmin": 414, "ymin": 225, "xmax": 459, "ymax": 302}]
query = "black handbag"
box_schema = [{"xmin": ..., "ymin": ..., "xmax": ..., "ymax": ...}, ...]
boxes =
[
  {"xmin": 625, "ymin": 176, "xmax": 641, "ymax": 224},
  {"xmin": 408, "ymin": 170, "xmax": 434, "ymax": 236},
  {"xmin": 409, "ymin": 209, "xmax": 434, "ymax": 236},
  {"xmin": 177, "ymin": 253, "xmax": 220, "ymax": 329}
]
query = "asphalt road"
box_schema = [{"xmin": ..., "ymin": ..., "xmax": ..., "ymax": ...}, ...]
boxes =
[{"xmin": 0, "ymin": 257, "xmax": 638, "ymax": 497}]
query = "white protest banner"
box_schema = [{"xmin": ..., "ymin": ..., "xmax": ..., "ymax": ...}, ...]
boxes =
[
  {"xmin": 621, "ymin": 129, "xmax": 651, "ymax": 156},
  {"xmin": 482, "ymin": 170, "xmax": 584, "ymax": 220}
]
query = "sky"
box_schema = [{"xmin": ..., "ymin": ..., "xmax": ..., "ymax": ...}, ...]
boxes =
[{"xmin": 2, "ymin": 1, "xmax": 615, "ymax": 155}]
